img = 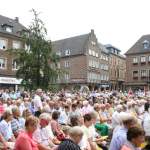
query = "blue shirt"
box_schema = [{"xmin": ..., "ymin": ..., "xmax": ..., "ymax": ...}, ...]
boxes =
[{"xmin": 109, "ymin": 126, "xmax": 127, "ymax": 150}]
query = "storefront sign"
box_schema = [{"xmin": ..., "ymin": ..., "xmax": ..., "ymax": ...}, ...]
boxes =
[
  {"xmin": 71, "ymin": 79, "xmax": 85, "ymax": 83},
  {"xmin": 0, "ymin": 77, "xmax": 22, "ymax": 84}
]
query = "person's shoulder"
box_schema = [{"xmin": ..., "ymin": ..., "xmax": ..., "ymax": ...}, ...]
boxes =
[
  {"xmin": 19, "ymin": 131, "xmax": 31, "ymax": 140},
  {"xmin": 59, "ymin": 139, "xmax": 79, "ymax": 149},
  {"xmin": 121, "ymin": 145, "xmax": 131, "ymax": 150},
  {"xmin": 0, "ymin": 119, "xmax": 7, "ymax": 126}
]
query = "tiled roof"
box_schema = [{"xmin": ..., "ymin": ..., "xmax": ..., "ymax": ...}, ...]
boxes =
[
  {"xmin": 0, "ymin": 15, "xmax": 26, "ymax": 37},
  {"xmin": 52, "ymin": 33, "xmax": 89, "ymax": 57},
  {"xmin": 125, "ymin": 34, "xmax": 150, "ymax": 55}
]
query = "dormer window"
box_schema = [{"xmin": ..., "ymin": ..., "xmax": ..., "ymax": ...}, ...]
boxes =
[
  {"xmin": 6, "ymin": 27, "xmax": 13, "ymax": 33},
  {"xmin": 65, "ymin": 49, "xmax": 71, "ymax": 56},
  {"xmin": 1, "ymin": 24, "xmax": 13, "ymax": 33},
  {"xmin": 143, "ymin": 40, "xmax": 149, "ymax": 49}
]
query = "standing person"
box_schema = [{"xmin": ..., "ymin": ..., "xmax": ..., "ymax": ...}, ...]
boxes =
[
  {"xmin": 111, "ymin": 105, "xmax": 123, "ymax": 129},
  {"xmin": 33, "ymin": 89, "xmax": 43, "ymax": 117},
  {"xmin": 109, "ymin": 115, "xmax": 137, "ymax": 150}
]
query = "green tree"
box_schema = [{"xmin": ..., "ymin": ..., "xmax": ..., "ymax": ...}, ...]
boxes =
[{"xmin": 13, "ymin": 9, "xmax": 61, "ymax": 90}]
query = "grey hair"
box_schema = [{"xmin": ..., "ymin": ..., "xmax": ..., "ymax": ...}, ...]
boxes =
[
  {"xmin": 11, "ymin": 106, "xmax": 19, "ymax": 113},
  {"xmin": 39, "ymin": 113, "xmax": 51, "ymax": 121},
  {"xmin": 69, "ymin": 126, "xmax": 83, "ymax": 137}
]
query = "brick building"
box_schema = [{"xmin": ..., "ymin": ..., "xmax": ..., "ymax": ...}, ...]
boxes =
[
  {"xmin": 52, "ymin": 30, "xmax": 109, "ymax": 90},
  {"xmin": 105, "ymin": 44, "xmax": 126, "ymax": 91},
  {"xmin": 0, "ymin": 15, "xmax": 26, "ymax": 90},
  {"xmin": 125, "ymin": 34, "xmax": 150, "ymax": 91},
  {"xmin": 99, "ymin": 43, "xmax": 110, "ymax": 90}
]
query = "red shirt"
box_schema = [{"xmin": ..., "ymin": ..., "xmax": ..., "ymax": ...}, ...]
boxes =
[
  {"xmin": 0, "ymin": 104, "xmax": 4, "ymax": 115},
  {"xmin": 14, "ymin": 131, "xmax": 39, "ymax": 150}
]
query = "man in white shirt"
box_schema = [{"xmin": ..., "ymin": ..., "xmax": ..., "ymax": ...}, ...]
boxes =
[
  {"xmin": 33, "ymin": 89, "xmax": 43, "ymax": 117},
  {"xmin": 112, "ymin": 105, "xmax": 123, "ymax": 129},
  {"xmin": 33, "ymin": 113, "xmax": 56, "ymax": 148}
]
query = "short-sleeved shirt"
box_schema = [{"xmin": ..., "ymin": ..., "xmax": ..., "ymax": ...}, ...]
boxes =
[
  {"xmin": 33, "ymin": 95, "xmax": 43, "ymax": 112},
  {"xmin": 109, "ymin": 126, "xmax": 127, "ymax": 150},
  {"xmin": 11, "ymin": 117, "xmax": 25, "ymax": 134},
  {"xmin": 0, "ymin": 120, "xmax": 13, "ymax": 141}
]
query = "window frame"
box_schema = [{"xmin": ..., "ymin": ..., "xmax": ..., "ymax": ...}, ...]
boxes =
[
  {"xmin": 0, "ymin": 58, "xmax": 7, "ymax": 69},
  {"xmin": 12, "ymin": 59, "xmax": 19, "ymax": 70},
  {"xmin": 140, "ymin": 56, "xmax": 146, "ymax": 63},
  {"xmin": 133, "ymin": 57, "xmax": 138, "ymax": 64},
  {"xmin": 65, "ymin": 49, "xmax": 71, "ymax": 56},
  {"xmin": 0, "ymin": 37, "xmax": 8, "ymax": 50}
]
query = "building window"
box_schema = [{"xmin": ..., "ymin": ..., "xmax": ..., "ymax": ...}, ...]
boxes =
[
  {"xmin": 105, "ymin": 56, "xmax": 108, "ymax": 61},
  {"xmin": 104, "ymin": 65, "xmax": 108, "ymax": 70},
  {"xmin": 133, "ymin": 71, "xmax": 138, "ymax": 79},
  {"xmin": 0, "ymin": 38, "xmax": 7, "ymax": 50},
  {"xmin": 91, "ymin": 41, "xmax": 96, "ymax": 46},
  {"xmin": 0, "ymin": 58, "xmax": 6, "ymax": 69},
  {"xmin": 12, "ymin": 59, "xmax": 19, "ymax": 70},
  {"xmin": 57, "ymin": 75, "xmax": 60, "ymax": 83},
  {"xmin": 133, "ymin": 57, "xmax": 138, "ymax": 64},
  {"xmin": 89, "ymin": 49, "xmax": 92, "ymax": 55},
  {"xmin": 95, "ymin": 53, "xmax": 98, "ymax": 57},
  {"xmin": 148, "ymin": 56, "xmax": 150, "ymax": 62},
  {"xmin": 89, "ymin": 60, "xmax": 92, "ymax": 67},
  {"xmin": 13, "ymin": 41, "xmax": 21, "ymax": 49},
  {"xmin": 6, "ymin": 27, "xmax": 13, "ymax": 33},
  {"xmin": 94, "ymin": 61, "xmax": 98, "ymax": 68},
  {"xmin": 64, "ymin": 61, "xmax": 70, "ymax": 68},
  {"xmin": 64, "ymin": 73, "xmax": 70, "ymax": 80},
  {"xmin": 101, "ymin": 74, "xmax": 104, "ymax": 80},
  {"xmin": 141, "ymin": 70, "xmax": 147, "ymax": 77},
  {"xmin": 143, "ymin": 40, "xmax": 149, "ymax": 49},
  {"xmin": 140, "ymin": 56, "xmax": 146, "ymax": 63},
  {"xmin": 65, "ymin": 49, "xmax": 70, "ymax": 56},
  {"xmin": 92, "ymin": 51, "xmax": 95, "ymax": 57}
]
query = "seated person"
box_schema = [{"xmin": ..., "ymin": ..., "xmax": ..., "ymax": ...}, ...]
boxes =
[
  {"xmin": 11, "ymin": 107, "xmax": 25, "ymax": 138},
  {"xmin": 51, "ymin": 111, "xmax": 65, "ymax": 141},
  {"xmin": 57, "ymin": 126, "xmax": 83, "ymax": 150},
  {"xmin": 121, "ymin": 126, "xmax": 145, "ymax": 150},
  {"xmin": 0, "ymin": 110, "xmax": 15, "ymax": 142},
  {"xmin": 33, "ymin": 113, "xmax": 57, "ymax": 148}
]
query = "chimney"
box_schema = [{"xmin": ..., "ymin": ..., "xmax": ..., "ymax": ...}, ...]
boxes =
[
  {"xmin": 91, "ymin": 29, "xmax": 94, "ymax": 34},
  {"xmin": 14, "ymin": 17, "xmax": 19, "ymax": 23}
]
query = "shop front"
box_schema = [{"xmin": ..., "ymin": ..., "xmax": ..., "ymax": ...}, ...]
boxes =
[{"xmin": 0, "ymin": 77, "xmax": 22, "ymax": 91}]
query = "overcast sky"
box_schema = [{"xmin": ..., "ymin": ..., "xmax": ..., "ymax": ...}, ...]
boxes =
[{"xmin": 1, "ymin": 0, "xmax": 150, "ymax": 54}]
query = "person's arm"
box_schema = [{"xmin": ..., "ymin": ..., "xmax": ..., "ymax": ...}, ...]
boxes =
[
  {"xmin": 38, "ymin": 143, "xmax": 51, "ymax": 150},
  {"xmin": 88, "ymin": 138, "xmax": 97, "ymax": 150},
  {"xmin": 0, "ymin": 133, "xmax": 8, "ymax": 149}
]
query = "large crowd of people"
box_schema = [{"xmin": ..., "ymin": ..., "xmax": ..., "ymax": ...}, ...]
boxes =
[{"xmin": 0, "ymin": 88, "xmax": 149, "ymax": 150}]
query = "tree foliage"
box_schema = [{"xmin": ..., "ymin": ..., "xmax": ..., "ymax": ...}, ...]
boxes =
[{"xmin": 13, "ymin": 9, "xmax": 61, "ymax": 90}]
